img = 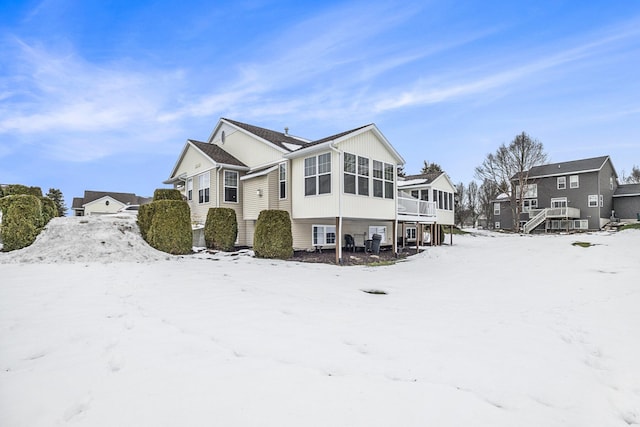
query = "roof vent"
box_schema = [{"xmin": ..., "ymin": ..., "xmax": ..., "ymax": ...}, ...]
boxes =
[{"xmin": 284, "ymin": 127, "xmax": 289, "ymax": 136}]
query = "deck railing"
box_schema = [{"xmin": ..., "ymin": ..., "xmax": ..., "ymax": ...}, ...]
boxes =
[{"xmin": 397, "ymin": 196, "xmax": 437, "ymax": 217}]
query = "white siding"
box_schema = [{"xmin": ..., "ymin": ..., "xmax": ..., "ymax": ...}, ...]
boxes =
[
  {"xmin": 84, "ymin": 197, "xmax": 125, "ymax": 215},
  {"xmin": 290, "ymin": 130, "xmax": 398, "ymax": 220},
  {"xmin": 290, "ymin": 150, "xmax": 339, "ymax": 219},
  {"xmin": 242, "ymin": 175, "xmax": 269, "ymax": 220},
  {"xmin": 187, "ymin": 168, "xmax": 218, "ymax": 225},
  {"xmin": 174, "ymin": 144, "xmax": 216, "ymax": 182},
  {"xmin": 212, "ymin": 125, "xmax": 284, "ymax": 168}
]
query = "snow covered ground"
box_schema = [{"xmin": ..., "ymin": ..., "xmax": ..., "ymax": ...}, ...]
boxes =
[{"xmin": 1, "ymin": 216, "xmax": 639, "ymax": 426}]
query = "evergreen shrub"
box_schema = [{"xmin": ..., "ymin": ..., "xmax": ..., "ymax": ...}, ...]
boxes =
[
  {"xmin": 253, "ymin": 210, "xmax": 293, "ymax": 259},
  {"xmin": 204, "ymin": 207, "xmax": 237, "ymax": 251},
  {"xmin": 153, "ymin": 188, "xmax": 183, "ymax": 201},
  {"xmin": 147, "ymin": 200, "xmax": 192, "ymax": 254},
  {"xmin": 1, "ymin": 195, "xmax": 43, "ymax": 251},
  {"xmin": 137, "ymin": 203, "xmax": 156, "ymax": 241},
  {"xmin": 4, "ymin": 185, "xmax": 43, "ymax": 197},
  {"xmin": 40, "ymin": 197, "xmax": 58, "ymax": 225}
]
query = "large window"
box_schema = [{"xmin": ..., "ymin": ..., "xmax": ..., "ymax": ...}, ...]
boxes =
[
  {"xmin": 305, "ymin": 153, "xmax": 331, "ymax": 196},
  {"xmin": 372, "ymin": 161, "xmax": 394, "ymax": 199},
  {"xmin": 279, "ymin": 163, "xmax": 287, "ymax": 199},
  {"xmin": 373, "ymin": 160, "xmax": 384, "ymax": 198},
  {"xmin": 523, "ymin": 199, "xmax": 538, "ymax": 212},
  {"xmin": 224, "ymin": 170, "xmax": 238, "ymax": 203},
  {"xmin": 557, "ymin": 176, "xmax": 566, "ymax": 189},
  {"xmin": 588, "ymin": 195, "xmax": 598, "ymax": 207},
  {"xmin": 344, "ymin": 153, "xmax": 356, "ymax": 194},
  {"xmin": 312, "ymin": 225, "xmax": 336, "ymax": 246},
  {"xmin": 368, "ymin": 226, "xmax": 387, "ymax": 243},
  {"xmin": 516, "ymin": 184, "xmax": 538, "ymax": 199},
  {"xmin": 198, "ymin": 172, "xmax": 210, "ymax": 204},
  {"xmin": 406, "ymin": 226, "xmax": 417, "ymax": 241},
  {"xmin": 384, "ymin": 163, "xmax": 394, "ymax": 199},
  {"xmin": 570, "ymin": 175, "xmax": 579, "ymax": 189},
  {"xmin": 186, "ymin": 177, "xmax": 193, "ymax": 201},
  {"xmin": 357, "ymin": 156, "xmax": 369, "ymax": 196}
]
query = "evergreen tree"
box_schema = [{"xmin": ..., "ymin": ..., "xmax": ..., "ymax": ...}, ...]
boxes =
[
  {"xmin": 420, "ymin": 160, "xmax": 443, "ymax": 174},
  {"xmin": 46, "ymin": 188, "xmax": 67, "ymax": 217}
]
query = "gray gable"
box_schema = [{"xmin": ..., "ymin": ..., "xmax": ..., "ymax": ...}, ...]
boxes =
[
  {"xmin": 223, "ymin": 118, "xmax": 307, "ymax": 152},
  {"xmin": 189, "ymin": 140, "xmax": 247, "ymax": 167},
  {"xmin": 527, "ymin": 156, "xmax": 609, "ymax": 178}
]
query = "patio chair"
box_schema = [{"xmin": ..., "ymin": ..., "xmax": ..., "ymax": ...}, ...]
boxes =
[{"xmin": 344, "ymin": 234, "xmax": 355, "ymax": 252}]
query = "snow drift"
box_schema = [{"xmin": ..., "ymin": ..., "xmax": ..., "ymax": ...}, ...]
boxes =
[{"xmin": 1, "ymin": 217, "xmax": 639, "ymax": 426}]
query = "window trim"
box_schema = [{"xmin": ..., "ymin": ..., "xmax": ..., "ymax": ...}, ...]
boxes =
[
  {"xmin": 494, "ymin": 202, "xmax": 500, "ymax": 215},
  {"xmin": 405, "ymin": 226, "xmax": 417, "ymax": 241},
  {"xmin": 368, "ymin": 225, "xmax": 387, "ymax": 243},
  {"xmin": 305, "ymin": 153, "xmax": 331, "ymax": 196},
  {"xmin": 279, "ymin": 163, "xmax": 287, "ymax": 200},
  {"xmin": 186, "ymin": 177, "xmax": 193, "ymax": 201},
  {"xmin": 557, "ymin": 176, "xmax": 566, "ymax": 190},
  {"xmin": 198, "ymin": 172, "xmax": 210, "ymax": 204},
  {"xmin": 569, "ymin": 175, "xmax": 579, "ymax": 189},
  {"xmin": 312, "ymin": 224, "xmax": 336, "ymax": 246},
  {"xmin": 522, "ymin": 198, "xmax": 538, "ymax": 212},
  {"xmin": 588, "ymin": 195, "xmax": 598, "ymax": 207},
  {"xmin": 224, "ymin": 170, "xmax": 238, "ymax": 203}
]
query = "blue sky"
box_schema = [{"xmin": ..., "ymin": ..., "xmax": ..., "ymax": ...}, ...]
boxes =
[{"xmin": 1, "ymin": 0, "xmax": 639, "ymax": 210}]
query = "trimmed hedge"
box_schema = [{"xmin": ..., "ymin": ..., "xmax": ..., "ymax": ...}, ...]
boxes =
[
  {"xmin": 253, "ymin": 210, "xmax": 293, "ymax": 259},
  {"xmin": 3, "ymin": 185, "xmax": 43, "ymax": 197},
  {"xmin": 40, "ymin": 197, "xmax": 58, "ymax": 225},
  {"xmin": 137, "ymin": 203, "xmax": 156, "ymax": 241},
  {"xmin": 204, "ymin": 207, "xmax": 237, "ymax": 251},
  {"xmin": 1, "ymin": 195, "xmax": 43, "ymax": 251},
  {"xmin": 153, "ymin": 188, "xmax": 183, "ymax": 201},
  {"xmin": 147, "ymin": 200, "xmax": 192, "ymax": 255}
]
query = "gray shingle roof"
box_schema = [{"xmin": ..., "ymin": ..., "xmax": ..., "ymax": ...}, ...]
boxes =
[
  {"xmin": 223, "ymin": 118, "xmax": 307, "ymax": 152},
  {"xmin": 74, "ymin": 191, "xmax": 152, "ymax": 207},
  {"xmin": 614, "ymin": 183, "xmax": 640, "ymax": 197},
  {"xmin": 401, "ymin": 172, "xmax": 444, "ymax": 184},
  {"xmin": 526, "ymin": 156, "xmax": 609, "ymax": 178},
  {"xmin": 189, "ymin": 140, "xmax": 247, "ymax": 167},
  {"xmin": 302, "ymin": 124, "xmax": 372, "ymax": 148}
]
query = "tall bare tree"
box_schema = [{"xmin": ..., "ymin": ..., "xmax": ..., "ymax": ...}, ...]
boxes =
[
  {"xmin": 475, "ymin": 132, "xmax": 547, "ymax": 231},
  {"xmin": 454, "ymin": 182, "xmax": 467, "ymax": 227},
  {"xmin": 624, "ymin": 165, "xmax": 640, "ymax": 184},
  {"xmin": 466, "ymin": 181, "xmax": 479, "ymax": 227},
  {"xmin": 478, "ymin": 179, "xmax": 498, "ymax": 228}
]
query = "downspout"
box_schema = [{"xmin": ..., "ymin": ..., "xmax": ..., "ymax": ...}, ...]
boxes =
[
  {"xmin": 330, "ymin": 143, "xmax": 343, "ymax": 264},
  {"xmin": 216, "ymin": 165, "xmax": 222, "ymax": 207},
  {"xmin": 394, "ymin": 164, "xmax": 400, "ymax": 255}
]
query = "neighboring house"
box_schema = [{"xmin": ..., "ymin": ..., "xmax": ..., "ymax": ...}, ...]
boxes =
[
  {"xmin": 493, "ymin": 155, "xmax": 640, "ymax": 233},
  {"xmin": 72, "ymin": 191, "xmax": 152, "ymax": 216},
  {"xmin": 613, "ymin": 183, "xmax": 640, "ymax": 222},
  {"xmin": 396, "ymin": 172, "xmax": 456, "ymax": 246},
  {"xmin": 164, "ymin": 118, "xmax": 406, "ymax": 262}
]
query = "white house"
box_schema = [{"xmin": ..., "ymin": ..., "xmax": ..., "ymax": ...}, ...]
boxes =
[{"xmin": 164, "ymin": 118, "xmax": 406, "ymax": 263}]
